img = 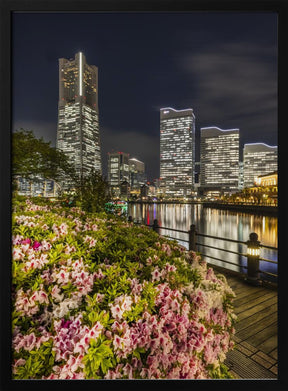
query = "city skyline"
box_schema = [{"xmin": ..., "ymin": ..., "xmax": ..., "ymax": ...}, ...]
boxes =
[{"xmin": 12, "ymin": 12, "xmax": 278, "ymax": 181}]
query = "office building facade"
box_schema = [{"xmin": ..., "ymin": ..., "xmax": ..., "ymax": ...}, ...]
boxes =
[
  {"xmin": 56, "ymin": 52, "xmax": 101, "ymax": 185},
  {"xmin": 16, "ymin": 176, "xmax": 60, "ymax": 198},
  {"xmin": 108, "ymin": 152, "xmax": 130, "ymax": 187},
  {"xmin": 129, "ymin": 157, "xmax": 146, "ymax": 190},
  {"xmin": 160, "ymin": 107, "xmax": 196, "ymax": 198},
  {"xmin": 200, "ymin": 127, "xmax": 239, "ymax": 193},
  {"xmin": 243, "ymin": 143, "xmax": 278, "ymax": 188}
]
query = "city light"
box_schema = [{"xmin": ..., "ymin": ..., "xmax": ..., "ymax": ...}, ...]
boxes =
[{"xmin": 79, "ymin": 52, "xmax": 83, "ymax": 96}]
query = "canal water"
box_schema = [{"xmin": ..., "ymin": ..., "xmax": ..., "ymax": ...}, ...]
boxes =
[{"xmin": 128, "ymin": 203, "xmax": 278, "ymax": 282}]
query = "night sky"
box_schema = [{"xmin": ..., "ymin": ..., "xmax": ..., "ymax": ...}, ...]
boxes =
[{"xmin": 12, "ymin": 12, "xmax": 278, "ymax": 181}]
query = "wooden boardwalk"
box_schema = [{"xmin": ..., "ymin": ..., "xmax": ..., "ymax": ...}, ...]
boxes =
[{"xmin": 221, "ymin": 272, "xmax": 278, "ymax": 379}]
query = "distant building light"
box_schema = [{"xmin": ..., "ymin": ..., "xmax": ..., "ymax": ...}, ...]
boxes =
[{"xmin": 79, "ymin": 52, "xmax": 83, "ymax": 96}]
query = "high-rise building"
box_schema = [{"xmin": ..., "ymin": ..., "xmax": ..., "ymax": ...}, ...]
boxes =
[
  {"xmin": 129, "ymin": 158, "xmax": 146, "ymax": 190},
  {"xmin": 239, "ymin": 161, "xmax": 244, "ymax": 190},
  {"xmin": 200, "ymin": 127, "xmax": 239, "ymax": 193},
  {"xmin": 108, "ymin": 152, "xmax": 130, "ymax": 187},
  {"xmin": 243, "ymin": 143, "xmax": 278, "ymax": 188},
  {"xmin": 160, "ymin": 107, "xmax": 196, "ymax": 198},
  {"xmin": 56, "ymin": 52, "xmax": 101, "ymax": 185}
]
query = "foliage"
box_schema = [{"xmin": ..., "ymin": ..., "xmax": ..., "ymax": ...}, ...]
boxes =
[
  {"xmin": 12, "ymin": 129, "xmax": 76, "ymax": 186},
  {"xmin": 73, "ymin": 170, "xmax": 111, "ymax": 213},
  {"xmin": 12, "ymin": 198, "xmax": 237, "ymax": 379}
]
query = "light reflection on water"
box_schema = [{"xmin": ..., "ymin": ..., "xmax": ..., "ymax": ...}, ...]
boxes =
[{"xmin": 128, "ymin": 203, "xmax": 278, "ymax": 281}]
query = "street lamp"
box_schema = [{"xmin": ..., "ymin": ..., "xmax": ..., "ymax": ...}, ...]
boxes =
[{"xmin": 246, "ymin": 232, "xmax": 261, "ymax": 285}]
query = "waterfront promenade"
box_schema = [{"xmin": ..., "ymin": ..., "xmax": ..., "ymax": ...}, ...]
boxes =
[{"xmin": 221, "ymin": 271, "xmax": 278, "ymax": 379}]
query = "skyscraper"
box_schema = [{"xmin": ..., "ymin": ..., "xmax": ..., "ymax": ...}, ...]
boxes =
[
  {"xmin": 108, "ymin": 152, "xmax": 130, "ymax": 187},
  {"xmin": 129, "ymin": 158, "xmax": 146, "ymax": 190},
  {"xmin": 56, "ymin": 52, "xmax": 101, "ymax": 185},
  {"xmin": 160, "ymin": 107, "xmax": 196, "ymax": 198},
  {"xmin": 243, "ymin": 143, "xmax": 278, "ymax": 188},
  {"xmin": 200, "ymin": 127, "xmax": 239, "ymax": 193}
]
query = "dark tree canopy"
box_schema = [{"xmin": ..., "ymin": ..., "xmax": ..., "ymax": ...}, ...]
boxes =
[
  {"xmin": 12, "ymin": 129, "xmax": 76, "ymax": 183},
  {"xmin": 74, "ymin": 170, "xmax": 111, "ymax": 213},
  {"xmin": 12, "ymin": 129, "xmax": 111, "ymax": 211}
]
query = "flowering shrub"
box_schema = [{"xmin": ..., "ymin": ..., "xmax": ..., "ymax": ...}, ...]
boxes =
[{"xmin": 12, "ymin": 197, "xmax": 237, "ymax": 379}]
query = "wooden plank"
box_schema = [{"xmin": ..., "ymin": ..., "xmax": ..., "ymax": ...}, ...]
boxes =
[
  {"xmin": 239, "ymin": 340, "xmax": 258, "ymax": 355},
  {"xmin": 234, "ymin": 343, "xmax": 254, "ymax": 357},
  {"xmin": 233, "ymin": 290, "xmax": 268, "ymax": 304},
  {"xmin": 225, "ymin": 349, "xmax": 277, "ymax": 379},
  {"xmin": 257, "ymin": 334, "xmax": 278, "ymax": 355},
  {"xmin": 236, "ymin": 298, "xmax": 277, "ymax": 323},
  {"xmin": 270, "ymin": 348, "xmax": 278, "ymax": 360},
  {"xmin": 234, "ymin": 290, "xmax": 275, "ymax": 309},
  {"xmin": 225, "ymin": 277, "xmax": 248, "ymax": 289},
  {"xmin": 236, "ymin": 313, "xmax": 277, "ymax": 340},
  {"xmin": 235, "ymin": 310, "xmax": 277, "ymax": 335},
  {"xmin": 256, "ymin": 351, "xmax": 277, "ymax": 366},
  {"xmin": 230, "ymin": 285, "xmax": 266, "ymax": 301},
  {"xmin": 245, "ymin": 322, "xmax": 278, "ymax": 347},
  {"xmin": 236, "ymin": 305, "xmax": 277, "ymax": 332},
  {"xmin": 251, "ymin": 352, "xmax": 275, "ymax": 369}
]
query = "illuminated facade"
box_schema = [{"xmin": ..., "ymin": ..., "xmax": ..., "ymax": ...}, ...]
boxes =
[
  {"xmin": 255, "ymin": 171, "xmax": 278, "ymax": 187},
  {"xmin": 160, "ymin": 107, "xmax": 195, "ymax": 198},
  {"xmin": 200, "ymin": 127, "xmax": 239, "ymax": 192},
  {"xmin": 16, "ymin": 176, "xmax": 60, "ymax": 198},
  {"xmin": 129, "ymin": 158, "xmax": 146, "ymax": 190},
  {"xmin": 243, "ymin": 143, "xmax": 278, "ymax": 188},
  {"xmin": 56, "ymin": 52, "xmax": 101, "ymax": 185},
  {"xmin": 108, "ymin": 152, "xmax": 130, "ymax": 187}
]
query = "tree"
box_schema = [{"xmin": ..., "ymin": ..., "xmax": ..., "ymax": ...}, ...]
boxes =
[
  {"xmin": 12, "ymin": 129, "xmax": 76, "ymax": 189},
  {"xmin": 74, "ymin": 170, "xmax": 111, "ymax": 213}
]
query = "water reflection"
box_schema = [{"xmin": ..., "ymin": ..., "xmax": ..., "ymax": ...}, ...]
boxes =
[{"xmin": 128, "ymin": 203, "xmax": 278, "ymax": 281}]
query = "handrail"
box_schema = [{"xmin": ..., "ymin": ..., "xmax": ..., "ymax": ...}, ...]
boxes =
[
  {"xmin": 146, "ymin": 224, "xmax": 188, "ymax": 234},
  {"xmin": 196, "ymin": 232, "xmax": 247, "ymax": 245},
  {"xmin": 128, "ymin": 216, "xmax": 278, "ymax": 284},
  {"xmin": 196, "ymin": 242, "xmax": 246, "ymax": 257}
]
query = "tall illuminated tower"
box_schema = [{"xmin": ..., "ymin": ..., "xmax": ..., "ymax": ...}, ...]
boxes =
[
  {"xmin": 160, "ymin": 107, "xmax": 195, "ymax": 198},
  {"xmin": 200, "ymin": 127, "xmax": 239, "ymax": 193},
  {"xmin": 56, "ymin": 52, "xmax": 101, "ymax": 184}
]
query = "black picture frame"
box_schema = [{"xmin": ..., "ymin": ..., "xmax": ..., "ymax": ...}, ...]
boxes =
[{"xmin": 1, "ymin": 1, "xmax": 287, "ymax": 390}]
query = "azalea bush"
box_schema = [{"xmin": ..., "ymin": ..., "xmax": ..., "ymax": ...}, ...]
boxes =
[{"xmin": 11, "ymin": 197, "xmax": 237, "ymax": 380}]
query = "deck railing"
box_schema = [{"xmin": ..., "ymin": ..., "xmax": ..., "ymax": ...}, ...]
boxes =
[{"xmin": 128, "ymin": 216, "xmax": 278, "ymax": 285}]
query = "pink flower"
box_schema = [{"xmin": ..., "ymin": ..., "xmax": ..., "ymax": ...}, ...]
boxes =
[
  {"xmin": 12, "ymin": 247, "xmax": 24, "ymax": 261},
  {"xmin": 151, "ymin": 267, "xmax": 162, "ymax": 282},
  {"xmin": 51, "ymin": 285, "xmax": 64, "ymax": 302},
  {"xmin": 21, "ymin": 238, "xmax": 31, "ymax": 245},
  {"xmin": 110, "ymin": 304, "xmax": 123, "ymax": 320},
  {"xmin": 32, "ymin": 241, "xmax": 41, "ymax": 250}
]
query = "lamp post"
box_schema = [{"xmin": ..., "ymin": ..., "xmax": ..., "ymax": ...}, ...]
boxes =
[{"xmin": 246, "ymin": 232, "xmax": 261, "ymax": 285}]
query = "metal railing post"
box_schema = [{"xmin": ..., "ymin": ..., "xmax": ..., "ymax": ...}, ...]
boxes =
[
  {"xmin": 153, "ymin": 219, "xmax": 159, "ymax": 234},
  {"xmin": 246, "ymin": 232, "xmax": 261, "ymax": 285},
  {"xmin": 189, "ymin": 224, "xmax": 197, "ymax": 251}
]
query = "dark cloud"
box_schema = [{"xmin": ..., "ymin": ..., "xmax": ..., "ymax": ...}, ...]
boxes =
[{"xmin": 177, "ymin": 42, "xmax": 277, "ymax": 142}]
